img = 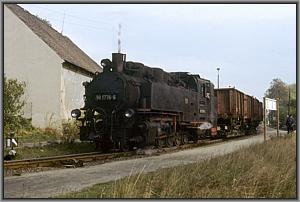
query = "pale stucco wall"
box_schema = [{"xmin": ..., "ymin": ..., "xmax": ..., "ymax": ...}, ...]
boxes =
[
  {"xmin": 60, "ymin": 66, "xmax": 92, "ymax": 120},
  {"xmin": 4, "ymin": 6, "xmax": 63, "ymax": 128}
]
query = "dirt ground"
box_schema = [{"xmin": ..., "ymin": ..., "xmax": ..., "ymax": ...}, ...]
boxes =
[{"xmin": 3, "ymin": 129, "xmax": 286, "ymax": 198}]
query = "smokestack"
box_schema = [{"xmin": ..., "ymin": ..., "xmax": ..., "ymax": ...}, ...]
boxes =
[{"xmin": 112, "ymin": 53, "xmax": 126, "ymax": 72}]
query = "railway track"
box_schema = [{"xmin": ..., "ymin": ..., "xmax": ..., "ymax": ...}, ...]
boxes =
[
  {"xmin": 4, "ymin": 151, "xmax": 134, "ymax": 170},
  {"xmin": 4, "ymin": 133, "xmax": 258, "ymax": 171}
]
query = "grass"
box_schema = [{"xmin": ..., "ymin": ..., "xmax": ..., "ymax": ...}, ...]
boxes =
[
  {"xmin": 59, "ymin": 133, "xmax": 296, "ymax": 199},
  {"xmin": 5, "ymin": 141, "xmax": 96, "ymax": 160},
  {"xmin": 16, "ymin": 127, "xmax": 59, "ymax": 143},
  {"xmin": 4, "ymin": 120, "xmax": 87, "ymax": 159},
  {"xmin": 4, "ymin": 119, "xmax": 79, "ymax": 144}
]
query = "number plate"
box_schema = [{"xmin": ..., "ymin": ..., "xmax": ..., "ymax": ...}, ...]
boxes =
[{"xmin": 95, "ymin": 94, "xmax": 117, "ymax": 101}]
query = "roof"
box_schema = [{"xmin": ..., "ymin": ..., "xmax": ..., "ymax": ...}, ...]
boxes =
[{"xmin": 6, "ymin": 4, "xmax": 101, "ymax": 74}]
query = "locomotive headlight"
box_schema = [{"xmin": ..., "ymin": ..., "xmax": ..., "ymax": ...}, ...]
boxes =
[
  {"xmin": 124, "ymin": 109, "xmax": 135, "ymax": 118},
  {"xmin": 71, "ymin": 109, "xmax": 81, "ymax": 118}
]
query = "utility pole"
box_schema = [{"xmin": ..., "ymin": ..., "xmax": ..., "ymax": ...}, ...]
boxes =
[
  {"xmin": 217, "ymin": 67, "xmax": 220, "ymax": 89},
  {"xmin": 288, "ymin": 87, "xmax": 291, "ymax": 115},
  {"xmin": 118, "ymin": 23, "xmax": 121, "ymax": 53},
  {"xmin": 61, "ymin": 11, "xmax": 65, "ymax": 34},
  {"xmin": 263, "ymin": 97, "xmax": 266, "ymax": 142},
  {"xmin": 277, "ymin": 98, "xmax": 279, "ymax": 137}
]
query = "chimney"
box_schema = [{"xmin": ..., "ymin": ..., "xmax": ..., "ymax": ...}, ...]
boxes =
[{"xmin": 112, "ymin": 53, "xmax": 126, "ymax": 72}]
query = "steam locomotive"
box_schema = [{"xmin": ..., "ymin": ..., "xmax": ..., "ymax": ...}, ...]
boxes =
[{"xmin": 71, "ymin": 53, "xmax": 263, "ymax": 151}]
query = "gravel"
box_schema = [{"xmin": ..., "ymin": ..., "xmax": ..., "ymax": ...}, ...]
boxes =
[{"xmin": 4, "ymin": 129, "xmax": 286, "ymax": 198}]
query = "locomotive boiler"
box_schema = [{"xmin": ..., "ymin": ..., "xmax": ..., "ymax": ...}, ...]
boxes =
[{"xmin": 71, "ymin": 53, "xmax": 218, "ymax": 151}]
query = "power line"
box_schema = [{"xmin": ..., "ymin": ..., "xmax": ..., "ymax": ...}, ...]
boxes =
[
  {"xmin": 118, "ymin": 23, "xmax": 121, "ymax": 53},
  {"xmin": 21, "ymin": 4, "xmax": 116, "ymax": 27},
  {"xmin": 45, "ymin": 16, "xmax": 115, "ymax": 31},
  {"xmin": 20, "ymin": 5, "xmax": 118, "ymax": 32},
  {"xmin": 20, "ymin": 4, "xmax": 123, "ymax": 51},
  {"xmin": 61, "ymin": 10, "xmax": 65, "ymax": 34}
]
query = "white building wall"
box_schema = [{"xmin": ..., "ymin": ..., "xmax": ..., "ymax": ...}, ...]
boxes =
[
  {"xmin": 4, "ymin": 6, "xmax": 63, "ymax": 128},
  {"xmin": 60, "ymin": 66, "xmax": 92, "ymax": 120}
]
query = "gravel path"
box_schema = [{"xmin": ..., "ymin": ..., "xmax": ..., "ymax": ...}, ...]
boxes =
[{"xmin": 4, "ymin": 129, "xmax": 285, "ymax": 198}]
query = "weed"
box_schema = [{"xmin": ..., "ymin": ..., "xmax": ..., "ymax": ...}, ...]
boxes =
[{"xmin": 61, "ymin": 119, "xmax": 80, "ymax": 143}]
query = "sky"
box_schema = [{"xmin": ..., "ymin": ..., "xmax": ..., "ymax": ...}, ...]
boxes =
[{"xmin": 19, "ymin": 4, "xmax": 296, "ymax": 100}]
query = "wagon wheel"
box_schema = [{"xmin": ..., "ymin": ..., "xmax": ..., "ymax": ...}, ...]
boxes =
[
  {"xmin": 120, "ymin": 143, "xmax": 130, "ymax": 152},
  {"xmin": 118, "ymin": 137, "xmax": 132, "ymax": 152},
  {"xmin": 181, "ymin": 134, "xmax": 189, "ymax": 145},
  {"xmin": 155, "ymin": 137, "xmax": 164, "ymax": 148},
  {"xmin": 173, "ymin": 133, "xmax": 181, "ymax": 146},
  {"xmin": 100, "ymin": 137, "xmax": 113, "ymax": 153},
  {"xmin": 192, "ymin": 134, "xmax": 198, "ymax": 143},
  {"xmin": 95, "ymin": 139, "xmax": 101, "ymax": 150},
  {"xmin": 166, "ymin": 136, "xmax": 174, "ymax": 147},
  {"xmin": 158, "ymin": 138, "xmax": 166, "ymax": 148}
]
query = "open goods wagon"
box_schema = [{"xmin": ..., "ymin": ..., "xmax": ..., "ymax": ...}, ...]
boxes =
[{"xmin": 214, "ymin": 88, "xmax": 263, "ymax": 136}]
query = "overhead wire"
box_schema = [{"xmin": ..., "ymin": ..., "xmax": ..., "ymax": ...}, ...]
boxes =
[
  {"xmin": 19, "ymin": 4, "xmax": 117, "ymax": 26},
  {"xmin": 42, "ymin": 16, "xmax": 115, "ymax": 32},
  {"xmin": 19, "ymin": 4, "xmax": 124, "ymax": 52}
]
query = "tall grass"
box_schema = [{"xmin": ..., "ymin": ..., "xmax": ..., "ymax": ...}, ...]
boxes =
[
  {"xmin": 60, "ymin": 134, "xmax": 296, "ymax": 198},
  {"xmin": 4, "ymin": 120, "xmax": 86, "ymax": 160},
  {"xmin": 6, "ymin": 119, "xmax": 79, "ymax": 144},
  {"xmin": 11, "ymin": 142, "xmax": 95, "ymax": 160}
]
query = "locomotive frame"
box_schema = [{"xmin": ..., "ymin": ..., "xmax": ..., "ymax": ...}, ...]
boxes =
[{"xmin": 71, "ymin": 53, "xmax": 263, "ymax": 151}]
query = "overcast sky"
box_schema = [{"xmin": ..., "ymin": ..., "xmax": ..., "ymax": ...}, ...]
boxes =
[{"xmin": 19, "ymin": 4, "xmax": 296, "ymax": 100}]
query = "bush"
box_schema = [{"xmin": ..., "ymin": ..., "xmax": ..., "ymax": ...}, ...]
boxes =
[
  {"xmin": 4, "ymin": 76, "xmax": 31, "ymax": 136},
  {"xmin": 61, "ymin": 119, "xmax": 80, "ymax": 143}
]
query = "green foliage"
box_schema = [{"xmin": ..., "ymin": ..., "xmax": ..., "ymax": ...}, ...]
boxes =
[
  {"xmin": 8, "ymin": 142, "xmax": 95, "ymax": 160},
  {"xmin": 14, "ymin": 120, "xmax": 80, "ymax": 144},
  {"xmin": 17, "ymin": 127, "xmax": 58, "ymax": 143},
  {"xmin": 289, "ymin": 83, "xmax": 296, "ymax": 99},
  {"xmin": 3, "ymin": 76, "xmax": 81, "ymax": 150},
  {"xmin": 264, "ymin": 78, "xmax": 289, "ymax": 105},
  {"xmin": 4, "ymin": 76, "xmax": 31, "ymax": 135},
  {"xmin": 288, "ymin": 83, "xmax": 296, "ymax": 117},
  {"xmin": 61, "ymin": 119, "xmax": 80, "ymax": 143},
  {"xmin": 265, "ymin": 78, "xmax": 296, "ymax": 128}
]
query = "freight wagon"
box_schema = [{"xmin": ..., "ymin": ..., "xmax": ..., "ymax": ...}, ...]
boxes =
[{"xmin": 214, "ymin": 88, "xmax": 263, "ymax": 137}]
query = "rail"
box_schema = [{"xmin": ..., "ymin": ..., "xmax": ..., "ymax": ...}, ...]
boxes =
[
  {"xmin": 4, "ymin": 134, "xmax": 255, "ymax": 170},
  {"xmin": 4, "ymin": 151, "xmax": 134, "ymax": 169}
]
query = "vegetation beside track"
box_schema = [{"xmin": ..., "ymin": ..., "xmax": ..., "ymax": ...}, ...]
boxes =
[
  {"xmin": 59, "ymin": 132, "xmax": 296, "ymax": 199},
  {"xmin": 5, "ymin": 142, "xmax": 96, "ymax": 160}
]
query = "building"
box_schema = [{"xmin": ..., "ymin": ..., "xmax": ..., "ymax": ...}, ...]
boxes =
[{"xmin": 4, "ymin": 4, "xmax": 102, "ymax": 128}]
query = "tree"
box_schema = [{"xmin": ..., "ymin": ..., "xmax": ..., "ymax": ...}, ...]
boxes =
[
  {"xmin": 264, "ymin": 78, "xmax": 289, "ymax": 105},
  {"xmin": 265, "ymin": 78, "xmax": 296, "ymax": 128},
  {"xmin": 287, "ymin": 83, "xmax": 296, "ymax": 116},
  {"xmin": 4, "ymin": 76, "xmax": 29, "ymax": 134}
]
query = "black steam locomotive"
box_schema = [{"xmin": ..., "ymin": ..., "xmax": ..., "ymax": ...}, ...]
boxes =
[{"xmin": 71, "ymin": 53, "xmax": 218, "ymax": 151}]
